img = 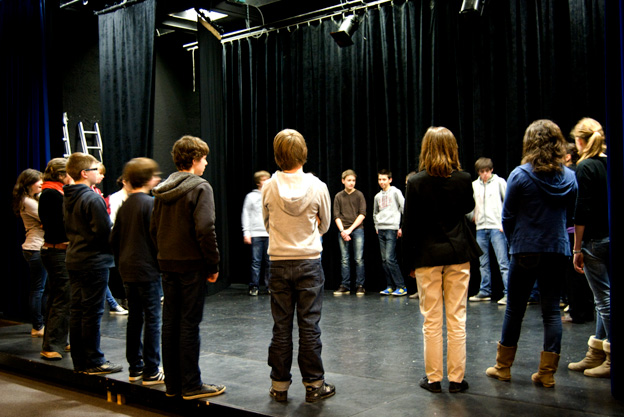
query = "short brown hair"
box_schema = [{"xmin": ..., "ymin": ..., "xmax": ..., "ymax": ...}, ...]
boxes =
[
  {"xmin": 474, "ymin": 157, "xmax": 493, "ymax": 173},
  {"xmin": 172, "ymin": 135, "xmax": 210, "ymax": 171},
  {"xmin": 273, "ymin": 129, "xmax": 308, "ymax": 170},
  {"xmin": 378, "ymin": 169, "xmax": 392, "ymax": 179},
  {"xmin": 521, "ymin": 120, "xmax": 566, "ymax": 173},
  {"xmin": 418, "ymin": 126, "xmax": 461, "ymax": 177},
  {"xmin": 43, "ymin": 158, "xmax": 68, "ymax": 182},
  {"xmin": 253, "ymin": 170, "xmax": 271, "ymax": 185},
  {"xmin": 342, "ymin": 169, "xmax": 357, "ymax": 179},
  {"xmin": 66, "ymin": 152, "xmax": 98, "ymax": 181},
  {"xmin": 123, "ymin": 158, "xmax": 161, "ymax": 189},
  {"xmin": 570, "ymin": 117, "xmax": 606, "ymax": 162}
]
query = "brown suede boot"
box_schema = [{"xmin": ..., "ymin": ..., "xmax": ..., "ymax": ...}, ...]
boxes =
[
  {"xmin": 568, "ymin": 336, "xmax": 605, "ymax": 372},
  {"xmin": 486, "ymin": 342, "xmax": 517, "ymax": 381},
  {"xmin": 531, "ymin": 351, "xmax": 560, "ymax": 388},
  {"xmin": 584, "ymin": 340, "xmax": 610, "ymax": 378}
]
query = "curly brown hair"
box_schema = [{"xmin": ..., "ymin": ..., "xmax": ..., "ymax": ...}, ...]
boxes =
[
  {"xmin": 172, "ymin": 136, "xmax": 210, "ymax": 171},
  {"xmin": 521, "ymin": 120, "xmax": 566, "ymax": 173}
]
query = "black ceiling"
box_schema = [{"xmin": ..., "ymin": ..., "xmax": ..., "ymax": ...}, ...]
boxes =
[{"xmin": 61, "ymin": 0, "xmax": 352, "ymax": 38}]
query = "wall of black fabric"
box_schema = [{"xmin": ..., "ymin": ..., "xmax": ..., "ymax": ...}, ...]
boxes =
[
  {"xmin": 98, "ymin": 0, "xmax": 156, "ymax": 194},
  {"xmin": 212, "ymin": 0, "xmax": 606, "ymax": 290}
]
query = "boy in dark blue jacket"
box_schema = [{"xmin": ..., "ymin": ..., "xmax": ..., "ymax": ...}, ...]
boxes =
[{"xmin": 63, "ymin": 152, "xmax": 122, "ymax": 375}]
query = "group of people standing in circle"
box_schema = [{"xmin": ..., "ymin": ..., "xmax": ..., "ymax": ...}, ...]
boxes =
[{"xmin": 12, "ymin": 116, "xmax": 611, "ymax": 401}]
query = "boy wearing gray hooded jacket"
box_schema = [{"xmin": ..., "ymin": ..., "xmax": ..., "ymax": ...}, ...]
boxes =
[{"xmin": 262, "ymin": 129, "xmax": 335, "ymax": 403}]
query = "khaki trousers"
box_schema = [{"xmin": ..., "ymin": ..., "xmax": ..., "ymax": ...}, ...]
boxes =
[{"xmin": 415, "ymin": 262, "xmax": 470, "ymax": 383}]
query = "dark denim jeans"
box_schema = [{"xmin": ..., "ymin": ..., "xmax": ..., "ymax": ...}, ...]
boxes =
[
  {"xmin": 582, "ymin": 237, "xmax": 611, "ymax": 341},
  {"xmin": 161, "ymin": 270, "xmax": 207, "ymax": 395},
  {"xmin": 249, "ymin": 237, "xmax": 269, "ymax": 288},
  {"xmin": 69, "ymin": 268, "xmax": 109, "ymax": 370},
  {"xmin": 22, "ymin": 250, "xmax": 48, "ymax": 330},
  {"xmin": 338, "ymin": 228, "xmax": 365, "ymax": 287},
  {"xmin": 476, "ymin": 229, "xmax": 510, "ymax": 295},
  {"xmin": 268, "ymin": 259, "xmax": 325, "ymax": 383},
  {"xmin": 500, "ymin": 253, "xmax": 566, "ymax": 353},
  {"xmin": 41, "ymin": 248, "xmax": 70, "ymax": 354},
  {"xmin": 125, "ymin": 280, "xmax": 163, "ymax": 375},
  {"xmin": 377, "ymin": 229, "xmax": 405, "ymax": 288}
]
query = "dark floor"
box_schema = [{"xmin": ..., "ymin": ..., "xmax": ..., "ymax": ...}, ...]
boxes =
[{"xmin": 1, "ymin": 284, "xmax": 622, "ymax": 417}]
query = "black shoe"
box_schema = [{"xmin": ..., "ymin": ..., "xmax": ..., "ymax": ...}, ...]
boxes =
[
  {"xmin": 129, "ymin": 369, "xmax": 143, "ymax": 382},
  {"xmin": 182, "ymin": 383, "xmax": 226, "ymax": 400},
  {"xmin": 449, "ymin": 380, "xmax": 469, "ymax": 393},
  {"xmin": 269, "ymin": 387, "xmax": 288, "ymax": 402},
  {"xmin": 356, "ymin": 286, "xmax": 365, "ymax": 296},
  {"xmin": 419, "ymin": 376, "xmax": 441, "ymax": 393},
  {"xmin": 249, "ymin": 287, "xmax": 259, "ymax": 296},
  {"xmin": 83, "ymin": 361, "xmax": 123, "ymax": 375},
  {"xmin": 305, "ymin": 382, "xmax": 336, "ymax": 402},
  {"xmin": 333, "ymin": 285, "xmax": 350, "ymax": 295}
]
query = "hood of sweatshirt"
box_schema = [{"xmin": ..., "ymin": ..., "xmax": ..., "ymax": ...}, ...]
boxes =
[
  {"xmin": 152, "ymin": 171, "xmax": 206, "ymax": 204},
  {"xmin": 270, "ymin": 170, "xmax": 318, "ymax": 217},
  {"xmin": 63, "ymin": 183, "xmax": 95, "ymax": 213},
  {"xmin": 518, "ymin": 164, "xmax": 576, "ymax": 201}
]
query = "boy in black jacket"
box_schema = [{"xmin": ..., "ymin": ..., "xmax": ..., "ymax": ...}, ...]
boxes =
[
  {"xmin": 150, "ymin": 136, "xmax": 225, "ymax": 400},
  {"xmin": 111, "ymin": 158, "xmax": 163, "ymax": 385},
  {"xmin": 63, "ymin": 152, "xmax": 122, "ymax": 375}
]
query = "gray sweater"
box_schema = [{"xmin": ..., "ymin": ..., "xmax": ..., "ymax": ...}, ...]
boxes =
[
  {"xmin": 373, "ymin": 186, "xmax": 404, "ymax": 230},
  {"xmin": 262, "ymin": 170, "xmax": 331, "ymax": 261}
]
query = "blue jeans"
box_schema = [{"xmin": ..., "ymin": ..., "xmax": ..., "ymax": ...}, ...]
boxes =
[
  {"xmin": 105, "ymin": 286, "xmax": 119, "ymax": 309},
  {"xmin": 22, "ymin": 250, "xmax": 48, "ymax": 330},
  {"xmin": 161, "ymin": 270, "xmax": 207, "ymax": 395},
  {"xmin": 125, "ymin": 280, "xmax": 163, "ymax": 375},
  {"xmin": 582, "ymin": 237, "xmax": 611, "ymax": 341},
  {"xmin": 339, "ymin": 228, "xmax": 365, "ymax": 287},
  {"xmin": 500, "ymin": 253, "xmax": 566, "ymax": 353},
  {"xmin": 69, "ymin": 268, "xmax": 109, "ymax": 370},
  {"xmin": 377, "ymin": 229, "xmax": 404, "ymax": 288},
  {"xmin": 476, "ymin": 229, "xmax": 509, "ymax": 295},
  {"xmin": 41, "ymin": 248, "xmax": 70, "ymax": 354},
  {"xmin": 249, "ymin": 237, "xmax": 269, "ymax": 288},
  {"xmin": 268, "ymin": 259, "xmax": 325, "ymax": 383}
]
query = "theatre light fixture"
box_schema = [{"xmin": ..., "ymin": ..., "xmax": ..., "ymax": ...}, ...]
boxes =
[
  {"xmin": 459, "ymin": 0, "xmax": 485, "ymax": 15},
  {"xmin": 330, "ymin": 14, "xmax": 359, "ymax": 47}
]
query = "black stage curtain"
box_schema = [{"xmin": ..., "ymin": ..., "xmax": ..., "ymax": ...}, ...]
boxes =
[
  {"xmin": 2, "ymin": 0, "xmax": 54, "ymax": 320},
  {"xmin": 605, "ymin": 0, "xmax": 623, "ymax": 398},
  {"xmin": 98, "ymin": 0, "xmax": 155, "ymax": 194},
  {"xmin": 217, "ymin": 0, "xmax": 606, "ymax": 291}
]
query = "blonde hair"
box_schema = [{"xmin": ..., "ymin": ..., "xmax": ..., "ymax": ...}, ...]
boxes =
[
  {"xmin": 571, "ymin": 118, "xmax": 606, "ymax": 162},
  {"xmin": 418, "ymin": 126, "xmax": 461, "ymax": 177},
  {"xmin": 253, "ymin": 170, "xmax": 270, "ymax": 185}
]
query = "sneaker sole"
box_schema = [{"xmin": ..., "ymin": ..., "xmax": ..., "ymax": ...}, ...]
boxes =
[
  {"xmin": 182, "ymin": 387, "xmax": 226, "ymax": 400},
  {"xmin": 142, "ymin": 379, "xmax": 165, "ymax": 386},
  {"xmin": 469, "ymin": 298, "xmax": 491, "ymax": 302},
  {"xmin": 129, "ymin": 376, "xmax": 143, "ymax": 382}
]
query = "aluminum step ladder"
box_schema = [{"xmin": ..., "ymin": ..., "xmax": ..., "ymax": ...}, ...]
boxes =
[
  {"xmin": 62, "ymin": 112, "xmax": 72, "ymax": 157},
  {"xmin": 78, "ymin": 121, "xmax": 104, "ymax": 162}
]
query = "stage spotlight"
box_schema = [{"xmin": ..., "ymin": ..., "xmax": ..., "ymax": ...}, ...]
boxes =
[
  {"xmin": 331, "ymin": 14, "xmax": 359, "ymax": 47},
  {"xmin": 459, "ymin": 0, "xmax": 485, "ymax": 15}
]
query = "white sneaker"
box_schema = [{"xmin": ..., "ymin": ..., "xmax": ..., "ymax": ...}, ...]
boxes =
[
  {"xmin": 110, "ymin": 305, "xmax": 128, "ymax": 315},
  {"xmin": 497, "ymin": 295, "xmax": 507, "ymax": 305}
]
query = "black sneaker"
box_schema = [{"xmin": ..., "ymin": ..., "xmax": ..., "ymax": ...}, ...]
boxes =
[
  {"xmin": 143, "ymin": 370, "xmax": 165, "ymax": 385},
  {"xmin": 249, "ymin": 287, "xmax": 259, "ymax": 296},
  {"xmin": 182, "ymin": 383, "xmax": 226, "ymax": 400},
  {"xmin": 129, "ymin": 369, "xmax": 143, "ymax": 382},
  {"xmin": 269, "ymin": 386, "xmax": 288, "ymax": 402},
  {"xmin": 449, "ymin": 380, "xmax": 469, "ymax": 393},
  {"xmin": 419, "ymin": 376, "xmax": 441, "ymax": 393},
  {"xmin": 305, "ymin": 382, "xmax": 335, "ymax": 403},
  {"xmin": 83, "ymin": 361, "xmax": 123, "ymax": 375},
  {"xmin": 356, "ymin": 286, "xmax": 365, "ymax": 296}
]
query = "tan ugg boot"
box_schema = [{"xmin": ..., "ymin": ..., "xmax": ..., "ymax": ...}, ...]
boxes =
[
  {"xmin": 531, "ymin": 351, "xmax": 560, "ymax": 388},
  {"xmin": 568, "ymin": 336, "xmax": 606, "ymax": 371},
  {"xmin": 584, "ymin": 340, "xmax": 611, "ymax": 378},
  {"xmin": 486, "ymin": 342, "xmax": 517, "ymax": 381}
]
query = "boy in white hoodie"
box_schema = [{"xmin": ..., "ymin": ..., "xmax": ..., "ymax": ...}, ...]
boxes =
[{"xmin": 262, "ymin": 129, "xmax": 335, "ymax": 403}]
